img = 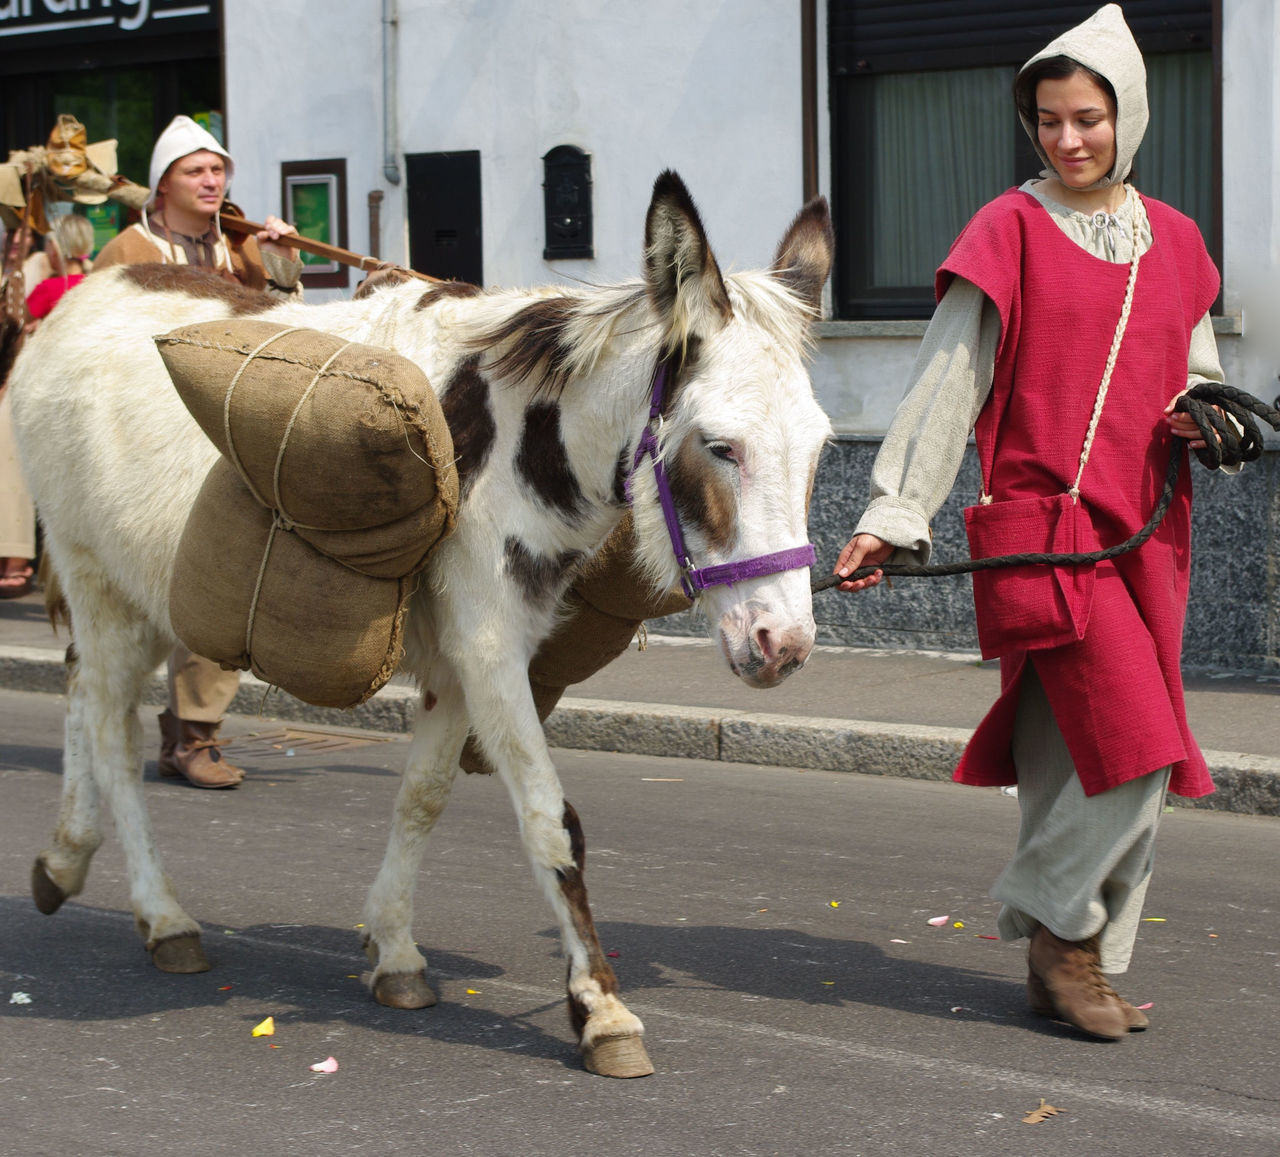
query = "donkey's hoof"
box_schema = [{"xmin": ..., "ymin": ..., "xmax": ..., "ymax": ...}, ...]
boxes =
[
  {"xmin": 582, "ymin": 1035, "xmax": 655, "ymax": 1079},
  {"xmin": 150, "ymin": 933, "xmax": 210, "ymax": 974},
  {"xmin": 31, "ymin": 857, "xmax": 68, "ymax": 915},
  {"xmin": 373, "ymin": 970, "xmax": 437, "ymax": 1009}
]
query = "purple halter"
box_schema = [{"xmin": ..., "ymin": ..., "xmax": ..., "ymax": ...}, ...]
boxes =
[{"xmin": 623, "ymin": 358, "xmax": 817, "ymax": 599}]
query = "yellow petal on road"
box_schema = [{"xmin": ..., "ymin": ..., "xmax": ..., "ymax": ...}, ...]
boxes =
[{"xmin": 251, "ymin": 1016, "xmax": 275, "ymax": 1037}]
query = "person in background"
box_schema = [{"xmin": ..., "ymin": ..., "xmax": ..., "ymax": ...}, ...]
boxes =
[
  {"xmin": 94, "ymin": 115, "xmax": 303, "ymax": 789},
  {"xmin": 834, "ymin": 5, "xmax": 1228, "ymax": 1040},
  {"xmin": 0, "ymin": 225, "xmax": 36, "ymax": 598},
  {"xmin": 25, "ymin": 213, "xmax": 95, "ymax": 323},
  {"xmin": 0, "ymin": 391, "xmax": 33, "ymax": 598}
]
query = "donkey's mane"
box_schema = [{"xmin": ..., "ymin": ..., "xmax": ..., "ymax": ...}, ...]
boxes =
[
  {"xmin": 456, "ymin": 270, "xmax": 814, "ymax": 398},
  {"xmin": 724, "ymin": 270, "xmax": 818, "ymax": 353}
]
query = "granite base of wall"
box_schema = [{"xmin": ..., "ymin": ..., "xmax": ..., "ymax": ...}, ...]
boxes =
[{"xmin": 657, "ymin": 439, "xmax": 1280, "ymax": 673}]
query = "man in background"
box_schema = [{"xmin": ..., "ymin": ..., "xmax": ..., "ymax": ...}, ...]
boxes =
[{"xmin": 95, "ymin": 115, "xmax": 303, "ymax": 788}]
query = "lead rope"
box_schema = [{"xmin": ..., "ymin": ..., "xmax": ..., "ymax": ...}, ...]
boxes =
[
  {"xmin": 816, "ymin": 196, "xmax": 1263, "ymax": 594},
  {"xmin": 812, "ymin": 384, "xmax": 1280, "ymax": 593}
]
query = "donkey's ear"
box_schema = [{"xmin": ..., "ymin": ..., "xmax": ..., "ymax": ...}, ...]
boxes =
[
  {"xmin": 771, "ymin": 196, "xmax": 833, "ymax": 316},
  {"xmin": 644, "ymin": 171, "xmax": 733, "ymax": 348}
]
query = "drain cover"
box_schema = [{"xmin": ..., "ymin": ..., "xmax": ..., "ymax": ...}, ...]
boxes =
[{"xmin": 224, "ymin": 726, "xmax": 396, "ymax": 758}]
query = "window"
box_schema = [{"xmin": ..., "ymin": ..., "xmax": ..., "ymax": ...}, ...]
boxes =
[{"xmin": 829, "ymin": 1, "xmax": 1215, "ymax": 319}]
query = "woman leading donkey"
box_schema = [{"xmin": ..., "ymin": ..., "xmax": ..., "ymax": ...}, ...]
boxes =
[{"xmin": 835, "ymin": 5, "xmax": 1232, "ymax": 1040}]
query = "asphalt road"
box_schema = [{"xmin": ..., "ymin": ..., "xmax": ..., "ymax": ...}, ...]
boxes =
[{"xmin": 2, "ymin": 687, "xmax": 1277, "ymax": 1156}]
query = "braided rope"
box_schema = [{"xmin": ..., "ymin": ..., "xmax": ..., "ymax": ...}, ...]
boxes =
[
  {"xmin": 813, "ymin": 383, "xmax": 1280, "ymax": 593},
  {"xmin": 1070, "ymin": 195, "xmax": 1147, "ymax": 500}
]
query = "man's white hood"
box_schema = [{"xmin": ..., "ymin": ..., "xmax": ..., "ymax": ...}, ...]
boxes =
[{"xmin": 147, "ymin": 115, "xmax": 234, "ymax": 206}]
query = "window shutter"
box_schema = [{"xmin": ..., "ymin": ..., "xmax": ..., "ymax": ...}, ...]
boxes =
[{"xmin": 830, "ymin": 1, "xmax": 1211, "ymax": 76}]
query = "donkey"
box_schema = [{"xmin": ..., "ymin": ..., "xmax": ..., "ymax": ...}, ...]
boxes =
[{"xmin": 8, "ymin": 172, "xmax": 834, "ymax": 1077}]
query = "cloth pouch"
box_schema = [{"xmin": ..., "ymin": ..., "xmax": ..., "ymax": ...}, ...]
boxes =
[{"xmin": 964, "ymin": 491, "xmax": 1098, "ymax": 660}]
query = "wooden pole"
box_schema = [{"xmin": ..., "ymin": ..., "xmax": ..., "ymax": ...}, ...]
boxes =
[{"xmin": 219, "ymin": 211, "xmax": 440, "ymax": 283}]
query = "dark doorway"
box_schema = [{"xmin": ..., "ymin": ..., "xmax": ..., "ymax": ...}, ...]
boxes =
[
  {"xmin": 405, "ymin": 151, "xmax": 482, "ymax": 286},
  {"xmin": 1, "ymin": 58, "xmax": 222, "ymax": 254}
]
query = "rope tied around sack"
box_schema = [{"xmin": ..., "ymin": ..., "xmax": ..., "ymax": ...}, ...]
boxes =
[
  {"xmin": 222, "ymin": 331, "xmax": 357, "ymax": 661},
  {"xmin": 812, "ymin": 383, "xmax": 1280, "ymax": 593}
]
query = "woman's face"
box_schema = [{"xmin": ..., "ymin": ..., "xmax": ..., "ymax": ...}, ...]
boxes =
[{"xmin": 1035, "ymin": 71, "xmax": 1118, "ymax": 189}]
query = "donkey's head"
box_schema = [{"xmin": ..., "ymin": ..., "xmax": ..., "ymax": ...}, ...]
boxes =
[{"xmin": 629, "ymin": 172, "xmax": 833, "ymax": 688}]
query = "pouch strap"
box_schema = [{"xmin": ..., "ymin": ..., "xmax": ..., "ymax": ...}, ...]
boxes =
[
  {"xmin": 980, "ymin": 193, "xmax": 1148, "ymax": 506},
  {"xmin": 1069, "ymin": 194, "xmax": 1148, "ymax": 502}
]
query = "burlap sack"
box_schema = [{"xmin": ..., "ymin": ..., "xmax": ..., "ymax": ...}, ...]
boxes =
[
  {"xmin": 526, "ymin": 593, "xmax": 644, "ymax": 689},
  {"xmin": 459, "ymin": 593, "xmax": 641, "ymax": 775},
  {"xmin": 157, "ymin": 320, "xmax": 458, "ymax": 578},
  {"xmin": 460, "ymin": 516, "xmax": 691, "ymax": 773},
  {"xmin": 571, "ymin": 514, "xmax": 693, "ymax": 621},
  {"xmin": 170, "ymin": 459, "xmax": 412, "ymax": 708}
]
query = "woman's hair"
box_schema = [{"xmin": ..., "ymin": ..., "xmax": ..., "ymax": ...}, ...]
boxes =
[
  {"xmin": 1013, "ymin": 55, "xmax": 1117, "ymax": 128},
  {"xmin": 50, "ymin": 214, "xmax": 96, "ymax": 264}
]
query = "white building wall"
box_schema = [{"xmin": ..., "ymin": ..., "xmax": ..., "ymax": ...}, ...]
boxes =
[
  {"xmin": 225, "ymin": 0, "xmax": 805, "ymax": 291},
  {"xmin": 223, "ymin": 0, "xmax": 1273, "ymax": 434},
  {"xmin": 223, "ymin": 1, "xmax": 385, "ymax": 257},
  {"xmin": 1222, "ymin": 0, "xmax": 1280, "ymax": 385}
]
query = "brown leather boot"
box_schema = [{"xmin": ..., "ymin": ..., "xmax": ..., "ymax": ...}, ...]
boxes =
[
  {"xmin": 1027, "ymin": 926, "xmax": 1129, "ymax": 1040},
  {"xmin": 1027, "ymin": 964, "xmax": 1149, "ymax": 1031},
  {"xmin": 157, "ymin": 709, "xmax": 244, "ymax": 789}
]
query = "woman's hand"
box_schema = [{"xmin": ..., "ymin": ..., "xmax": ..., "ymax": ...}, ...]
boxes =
[
  {"xmin": 833, "ymin": 533, "xmax": 895, "ymax": 592},
  {"xmin": 256, "ymin": 214, "xmax": 300, "ymax": 261},
  {"xmin": 1164, "ymin": 391, "xmax": 1221, "ymax": 452}
]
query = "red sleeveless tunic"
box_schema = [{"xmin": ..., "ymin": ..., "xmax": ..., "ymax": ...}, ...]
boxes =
[{"xmin": 936, "ymin": 189, "xmax": 1220, "ymax": 798}]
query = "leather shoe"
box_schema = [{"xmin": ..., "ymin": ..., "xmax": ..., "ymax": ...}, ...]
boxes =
[
  {"xmin": 1027, "ymin": 926, "xmax": 1129, "ymax": 1040},
  {"xmin": 1027, "ymin": 964, "xmax": 1148, "ymax": 1031},
  {"xmin": 158, "ymin": 709, "xmax": 244, "ymax": 789}
]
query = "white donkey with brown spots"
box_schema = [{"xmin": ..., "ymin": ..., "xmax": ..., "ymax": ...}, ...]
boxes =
[{"xmin": 9, "ymin": 172, "xmax": 833, "ymax": 1077}]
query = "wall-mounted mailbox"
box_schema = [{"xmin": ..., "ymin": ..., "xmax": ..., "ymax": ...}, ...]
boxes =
[{"xmin": 542, "ymin": 144, "xmax": 593, "ymax": 260}]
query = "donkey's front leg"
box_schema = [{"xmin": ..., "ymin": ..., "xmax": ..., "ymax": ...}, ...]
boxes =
[
  {"xmin": 554, "ymin": 798, "xmax": 655, "ymax": 1078},
  {"xmin": 361, "ymin": 679, "xmax": 467, "ymax": 1010},
  {"xmin": 480, "ymin": 704, "xmax": 653, "ymax": 1078}
]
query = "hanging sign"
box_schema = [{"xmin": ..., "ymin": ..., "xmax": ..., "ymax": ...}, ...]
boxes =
[{"xmin": 0, "ymin": 1, "xmax": 217, "ymax": 45}]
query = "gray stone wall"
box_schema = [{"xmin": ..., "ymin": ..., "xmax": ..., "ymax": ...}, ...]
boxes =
[{"xmin": 657, "ymin": 438, "xmax": 1280, "ymax": 674}]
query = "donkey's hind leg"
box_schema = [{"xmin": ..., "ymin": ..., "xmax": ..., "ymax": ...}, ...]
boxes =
[
  {"xmin": 32, "ymin": 657, "xmax": 102, "ymax": 914},
  {"xmin": 39, "ymin": 564, "xmax": 207, "ymax": 972},
  {"xmin": 361, "ymin": 679, "xmax": 467, "ymax": 1009}
]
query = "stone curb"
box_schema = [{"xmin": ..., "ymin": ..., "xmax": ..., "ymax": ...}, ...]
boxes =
[{"xmin": 3, "ymin": 645, "xmax": 1277, "ymax": 817}]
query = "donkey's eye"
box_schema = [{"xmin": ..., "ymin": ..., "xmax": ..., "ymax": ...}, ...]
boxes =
[{"xmin": 705, "ymin": 440, "xmax": 736, "ymax": 463}]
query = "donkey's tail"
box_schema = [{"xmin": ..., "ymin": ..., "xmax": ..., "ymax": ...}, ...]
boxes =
[{"xmin": 38, "ymin": 553, "xmax": 72, "ymax": 637}]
